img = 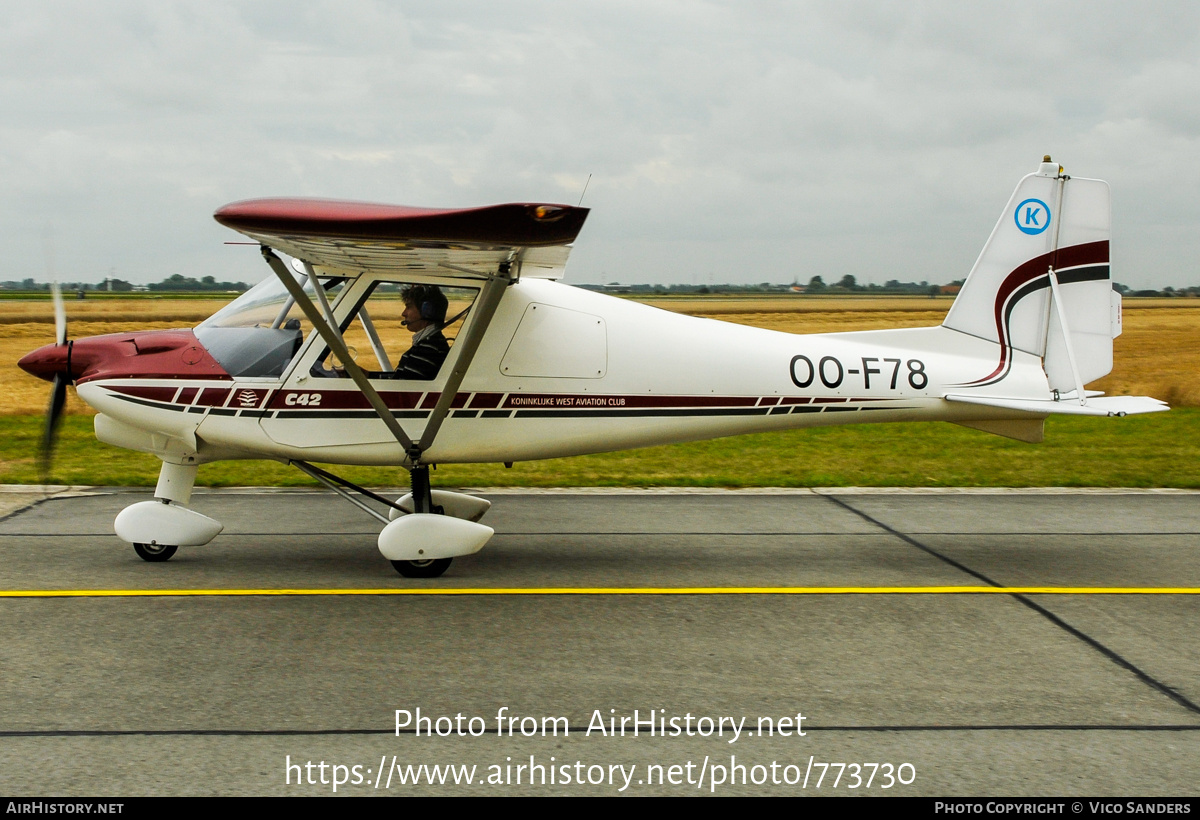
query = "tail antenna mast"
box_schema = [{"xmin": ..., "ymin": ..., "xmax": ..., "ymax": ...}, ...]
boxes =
[{"xmin": 578, "ymin": 173, "xmax": 592, "ymax": 207}]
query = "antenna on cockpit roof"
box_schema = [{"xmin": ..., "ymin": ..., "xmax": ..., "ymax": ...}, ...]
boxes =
[{"xmin": 578, "ymin": 173, "xmax": 592, "ymax": 207}]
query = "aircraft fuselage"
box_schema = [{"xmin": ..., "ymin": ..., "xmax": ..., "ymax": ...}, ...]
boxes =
[{"xmin": 32, "ymin": 277, "xmax": 1053, "ymax": 467}]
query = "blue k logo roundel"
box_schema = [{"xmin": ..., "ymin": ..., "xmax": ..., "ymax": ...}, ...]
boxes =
[{"xmin": 1014, "ymin": 198, "xmax": 1050, "ymax": 235}]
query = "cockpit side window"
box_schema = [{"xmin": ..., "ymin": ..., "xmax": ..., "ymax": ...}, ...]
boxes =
[{"xmin": 310, "ymin": 280, "xmax": 478, "ymax": 382}]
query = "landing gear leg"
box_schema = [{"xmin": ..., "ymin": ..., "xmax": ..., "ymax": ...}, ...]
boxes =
[
  {"xmin": 156, "ymin": 461, "xmax": 197, "ymax": 505},
  {"xmin": 389, "ymin": 462, "xmax": 452, "ymax": 578},
  {"xmin": 409, "ymin": 463, "xmax": 443, "ymax": 515}
]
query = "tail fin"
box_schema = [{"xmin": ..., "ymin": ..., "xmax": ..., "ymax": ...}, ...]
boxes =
[{"xmin": 943, "ymin": 157, "xmax": 1119, "ymax": 392}]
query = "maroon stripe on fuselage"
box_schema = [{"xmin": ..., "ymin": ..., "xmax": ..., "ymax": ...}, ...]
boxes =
[
  {"xmin": 105, "ymin": 385, "xmax": 180, "ymax": 403},
  {"xmin": 465, "ymin": 392, "xmax": 503, "ymax": 409},
  {"xmin": 102, "ymin": 385, "xmax": 906, "ymax": 418},
  {"xmin": 417, "ymin": 392, "xmax": 470, "ymax": 410},
  {"xmin": 960, "ymin": 240, "xmax": 1108, "ymax": 387},
  {"xmin": 194, "ymin": 387, "xmax": 232, "ymax": 407},
  {"xmin": 501, "ymin": 394, "xmax": 762, "ymax": 410},
  {"xmin": 266, "ymin": 390, "xmax": 426, "ymax": 410},
  {"xmin": 98, "ymin": 381, "xmax": 907, "ymax": 416}
]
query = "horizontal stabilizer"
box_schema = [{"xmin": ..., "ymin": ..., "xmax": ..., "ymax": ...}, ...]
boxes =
[{"xmin": 945, "ymin": 394, "xmax": 1169, "ymax": 417}]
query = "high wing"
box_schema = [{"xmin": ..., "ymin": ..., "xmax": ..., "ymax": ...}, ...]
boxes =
[
  {"xmin": 213, "ymin": 199, "xmax": 589, "ymax": 278},
  {"xmin": 212, "ymin": 197, "xmax": 592, "ymax": 503}
]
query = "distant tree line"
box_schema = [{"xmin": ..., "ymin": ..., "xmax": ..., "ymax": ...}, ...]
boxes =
[
  {"xmin": 580, "ymin": 277, "xmax": 1200, "ymax": 297},
  {"xmin": 2, "ymin": 275, "xmax": 1197, "ymax": 297},
  {"xmin": 1112, "ymin": 283, "xmax": 1200, "ymax": 297},
  {"xmin": 146, "ymin": 275, "xmax": 248, "ymax": 292},
  {"xmin": 580, "ymin": 275, "xmax": 950, "ymax": 295},
  {"xmin": 802, "ymin": 275, "xmax": 947, "ymax": 295},
  {"xmin": 0, "ymin": 275, "xmax": 249, "ymax": 292}
]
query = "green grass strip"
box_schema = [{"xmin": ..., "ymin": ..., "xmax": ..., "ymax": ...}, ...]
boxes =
[{"xmin": 1, "ymin": 409, "xmax": 1195, "ymax": 488}]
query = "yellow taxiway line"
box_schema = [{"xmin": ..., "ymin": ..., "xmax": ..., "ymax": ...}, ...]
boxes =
[{"xmin": 0, "ymin": 586, "xmax": 1198, "ymax": 598}]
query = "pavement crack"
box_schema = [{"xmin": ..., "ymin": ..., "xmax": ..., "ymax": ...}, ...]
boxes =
[
  {"xmin": 822, "ymin": 494, "xmax": 1200, "ymax": 717},
  {"xmin": 0, "ymin": 496, "xmax": 54, "ymax": 525}
]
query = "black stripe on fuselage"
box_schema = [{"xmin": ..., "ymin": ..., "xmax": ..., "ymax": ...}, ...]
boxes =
[
  {"xmin": 270, "ymin": 409, "xmax": 431, "ymax": 420},
  {"xmin": 512, "ymin": 406, "xmax": 773, "ymax": 419},
  {"xmin": 110, "ymin": 392, "xmax": 911, "ymax": 422},
  {"xmin": 111, "ymin": 395, "xmax": 187, "ymax": 413}
]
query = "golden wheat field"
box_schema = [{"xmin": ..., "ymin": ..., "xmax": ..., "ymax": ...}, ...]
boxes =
[{"xmin": 2, "ymin": 295, "xmax": 1197, "ymax": 415}]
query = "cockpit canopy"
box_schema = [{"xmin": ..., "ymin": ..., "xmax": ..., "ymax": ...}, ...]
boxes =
[
  {"xmin": 195, "ymin": 273, "xmax": 341, "ymax": 377},
  {"xmin": 195, "ymin": 270, "xmax": 477, "ymax": 381}
]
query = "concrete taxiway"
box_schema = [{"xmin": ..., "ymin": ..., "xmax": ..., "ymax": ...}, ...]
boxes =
[{"xmin": 0, "ymin": 487, "xmax": 1197, "ymax": 796}]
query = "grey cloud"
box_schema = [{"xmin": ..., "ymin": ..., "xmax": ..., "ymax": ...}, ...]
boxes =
[{"xmin": 1, "ymin": 1, "xmax": 1198, "ymax": 288}]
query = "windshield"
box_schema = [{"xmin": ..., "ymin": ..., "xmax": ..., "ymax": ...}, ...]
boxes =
[
  {"xmin": 198, "ymin": 273, "xmax": 345, "ymax": 329},
  {"xmin": 195, "ymin": 272, "xmax": 347, "ymax": 378}
]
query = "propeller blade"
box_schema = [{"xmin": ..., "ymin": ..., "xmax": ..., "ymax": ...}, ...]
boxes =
[
  {"xmin": 51, "ymin": 281, "xmax": 66, "ymax": 346},
  {"xmin": 40, "ymin": 373, "xmax": 68, "ymax": 483}
]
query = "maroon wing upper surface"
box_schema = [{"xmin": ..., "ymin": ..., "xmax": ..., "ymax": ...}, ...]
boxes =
[{"xmin": 214, "ymin": 200, "xmax": 589, "ymax": 247}]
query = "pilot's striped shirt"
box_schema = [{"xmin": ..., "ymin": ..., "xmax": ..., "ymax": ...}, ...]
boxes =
[{"xmin": 392, "ymin": 328, "xmax": 450, "ymax": 381}]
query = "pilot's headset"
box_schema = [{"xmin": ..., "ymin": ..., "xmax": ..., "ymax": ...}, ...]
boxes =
[{"xmin": 407, "ymin": 285, "xmax": 448, "ymax": 327}]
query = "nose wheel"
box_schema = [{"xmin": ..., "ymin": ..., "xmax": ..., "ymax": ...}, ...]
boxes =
[
  {"xmin": 391, "ymin": 558, "xmax": 452, "ymax": 578},
  {"xmin": 134, "ymin": 543, "xmax": 178, "ymax": 562}
]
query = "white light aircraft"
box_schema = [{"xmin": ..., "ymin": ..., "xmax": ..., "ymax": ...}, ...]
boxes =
[{"xmin": 20, "ymin": 157, "xmax": 1166, "ymax": 577}]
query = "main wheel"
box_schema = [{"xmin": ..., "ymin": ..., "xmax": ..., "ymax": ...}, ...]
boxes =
[
  {"xmin": 390, "ymin": 557, "xmax": 452, "ymax": 578},
  {"xmin": 134, "ymin": 543, "xmax": 178, "ymax": 562}
]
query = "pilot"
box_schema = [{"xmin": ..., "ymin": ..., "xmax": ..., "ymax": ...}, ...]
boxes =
[
  {"xmin": 390, "ymin": 284, "xmax": 450, "ymax": 380},
  {"xmin": 311, "ymin": 284, "xmax": 450, "ymax": 380}
]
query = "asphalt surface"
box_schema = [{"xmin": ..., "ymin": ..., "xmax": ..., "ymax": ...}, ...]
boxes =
[{"xmin": 1, "ymin": 487, "xmax": 1197, "ymax": 797}]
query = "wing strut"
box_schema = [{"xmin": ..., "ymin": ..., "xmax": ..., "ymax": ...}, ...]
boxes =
[
  {"xmin": 260, "ymin": 246, "xmax": 418, "ymax": 456},
  {"xmin": 417, "ymin": 260, "xmax": 513, "ymax": 452},
  {"xmin": 357, "ymin": 307, "xmax": 393, "ymax": 370},
  {"xmin": 261, "ymin": 245, "xmax": 514, "ymax": 470}
]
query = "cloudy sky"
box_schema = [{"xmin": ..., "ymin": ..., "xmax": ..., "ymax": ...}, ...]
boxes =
[{"xmin": 3, "ymin": 1, "xmax": 1198, "ymax": 289}]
